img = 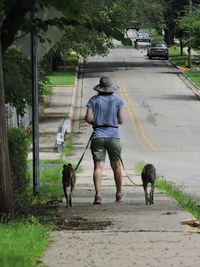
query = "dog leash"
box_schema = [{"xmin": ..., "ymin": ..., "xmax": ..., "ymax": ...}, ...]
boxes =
[
  {"xmin": 74, "ymin": 131, "xmax": 138, "ymax": 186},
  {"xmin": 120, "ymin": 158, "xmax": 138, "ymax": 186},
  {"xmin": 74, "ymin": 135, "xmax": 92, "ymax": 172}
]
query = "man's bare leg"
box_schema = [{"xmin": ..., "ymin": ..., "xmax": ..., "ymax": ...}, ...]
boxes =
[
  {"xmin": 93, "ymin": 161, "xmax": 104, "ymax": 196},
  {"xmin": 110, "ymin": 160, "xmax": 122, "ymax": 195}
]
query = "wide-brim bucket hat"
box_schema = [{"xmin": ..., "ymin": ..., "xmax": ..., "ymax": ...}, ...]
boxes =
[{"xmin": 93, "ymin": 76, "xmax": 119, "ymax": 93}]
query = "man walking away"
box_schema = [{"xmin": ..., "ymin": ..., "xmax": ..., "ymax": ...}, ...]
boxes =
[{"xmin": 85, "ymin": 76, "xmax": 124, "ymax": 204}]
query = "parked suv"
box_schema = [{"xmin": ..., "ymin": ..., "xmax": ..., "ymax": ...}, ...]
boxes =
[
  {"xmin": 136, "ymin": 30, "xmax": 151, "ymax": 42},
  {"xmin": 147, "ymin": 42, "xmax": 168, "ymax": 59}
]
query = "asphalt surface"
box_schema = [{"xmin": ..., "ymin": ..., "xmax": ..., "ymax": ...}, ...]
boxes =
[{"xmin": 40, "ymin": 43, "xmax": 200, "ymax": 266}]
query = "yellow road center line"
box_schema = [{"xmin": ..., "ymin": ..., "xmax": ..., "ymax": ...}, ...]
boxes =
[
  {"xmin": 120, "ymin": 87, "xmax": 150, "ymax": 152},
  {"xmin": 119, "ymin": 73, "xmax": 159, "ymax": 152},
  {"xmin": 116, "ymin": 73, "xmax": 150, "ymax": 152},
  {"xmin": 116, "ymin": 72, "xmax": 158, "ymax": 153}
]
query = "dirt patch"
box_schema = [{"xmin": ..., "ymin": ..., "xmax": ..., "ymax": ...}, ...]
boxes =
[{"xmin": 55, "ymin": 216, "xmax": 112, "ymax": 231}]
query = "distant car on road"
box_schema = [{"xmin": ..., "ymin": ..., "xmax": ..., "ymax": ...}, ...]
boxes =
[
  {"xmin": 136, "ymin": 30, "xmax": 151, "ymax": 42},
  {"xmin": 147, "ymin": 42, "xmax": 168, "ymax": 59}
]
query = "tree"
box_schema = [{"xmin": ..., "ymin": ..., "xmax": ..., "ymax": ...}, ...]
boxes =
[
  {"xmin": 133, "ymin": 0, "xmax": 165, "ymax": 31},
  {"xmin": 177, "ymin": 3, "xmax": 200, "ymax": 67},
  {"xmin": 162, "ymin": 0, "xmax": 200, "ymax": 45},
  {"xmin": 3, "ymin": 45, "xmax": 49, "ymax": 120},
  {"xmin": 3, "ymin": 46, "xmax": 32, "ymax": 118}
]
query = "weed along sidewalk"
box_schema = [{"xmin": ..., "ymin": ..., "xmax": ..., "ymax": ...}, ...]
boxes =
[{"xmin": 41, "ymin": 130, "xmax": 200, "ymax": 266}]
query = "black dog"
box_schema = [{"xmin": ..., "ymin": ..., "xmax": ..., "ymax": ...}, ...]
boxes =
[
  {"xmin": 141, "ymin": 164, "xmax": 156, "ymax": 205},
  {"xmin": 62, "ymin": 163, "xmax": 76, "ymax": 208}
]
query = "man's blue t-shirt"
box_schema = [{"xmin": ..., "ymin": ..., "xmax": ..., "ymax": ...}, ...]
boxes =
[{"xmin": 86, "ymin": 94, "xmax": 124, "ymax": 139}]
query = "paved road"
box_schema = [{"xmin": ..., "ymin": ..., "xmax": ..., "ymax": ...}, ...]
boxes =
[{"xmin": 80, "ymin": 43, "xmax": 200, "ymax": 203}]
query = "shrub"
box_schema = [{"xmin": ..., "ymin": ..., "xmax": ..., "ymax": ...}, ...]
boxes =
[
  {"xmin": 7, "ymin": 128, "xmax": 31, "ymax": 214},
  {"xmin": 3, "ymin": 45, "xmax": 50, "ymax": 118}
]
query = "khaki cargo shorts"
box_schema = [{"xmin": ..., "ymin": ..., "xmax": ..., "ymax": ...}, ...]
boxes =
[{"xmin": 90, "ymin": 138, "xmax": 121, "ymax": 162}]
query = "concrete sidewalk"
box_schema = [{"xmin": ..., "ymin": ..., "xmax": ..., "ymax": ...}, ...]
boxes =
[
  {"xmin": 28, "ymin": 83, "xmax": 78, "ymax": 160},
  {"xmin": 42, "ymin": 182, "xmax": 200, "ymax": 267}
]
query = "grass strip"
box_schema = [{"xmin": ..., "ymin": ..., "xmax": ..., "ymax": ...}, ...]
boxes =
[
  {"xmin": 169, "ymin": 45, "xmax": 200, "ymax": 68},
  {"xmin": 184, "ymin": 70, "xmax": 200, "ymax": 87},
  {"xmin": 38, "ymin": 184, "xmax": 63, "ymax": 202},
  {"xmin": 27, "ymin": 166, "xmax": 62, "ymax": 184},
  {"xmin": 27, "ymin": 164, "xmax": 82, "ymax": 184},
  {"xmin": 168, "ymin": 45, "xmax": 200, "ymax": 89},
  {"xmin": 39, "ymin": 159, "xmax": 66, "ymax": 164},
  {"xmin": 27, "ymin": 159, "xmax": 67, "ymax": 165},
  {"xmin": 156, "ymin": 178, "xmax": 200, "ymax": 220},
  {"xmin": 62, "ymin": 132, "xmax": 74, "ymax": 157},
  {"xmin": 168, "ymin": 46, "xmax": 188, "ymax": 67},
  {"xmin": 134, "ymin": 161, "xmax": 200, "ymax": 220}
]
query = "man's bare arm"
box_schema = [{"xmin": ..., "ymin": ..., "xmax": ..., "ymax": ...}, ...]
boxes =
[
  {"xmin": 117, "ymin": 109, "xmax": 123, "ymax": 124},
  {"xmin": 85, "ymin": 107, "xmax": 93, "ymax": 124}
]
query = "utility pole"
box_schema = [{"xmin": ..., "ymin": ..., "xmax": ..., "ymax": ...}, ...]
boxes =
[
  {"xmin": 31, "ymin": 0, "xmax": 40, "ymax": 196},
  {"xmin": 188, "ymin": 0, "xmax": 192, "ymax": 68}
]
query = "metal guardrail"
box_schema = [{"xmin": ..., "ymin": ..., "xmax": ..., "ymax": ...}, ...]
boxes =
[{"xmin": 56, "ymin": 118, "xmax": 68, "ymax": 152}]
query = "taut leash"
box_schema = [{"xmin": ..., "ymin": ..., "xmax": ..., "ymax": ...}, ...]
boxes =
[
  {"xmin": 120, "ymin": 158, "xmax": 138, "ymax": 186},
  {"xmin": 74, "ymin": 135, "xmax": 92, "ymax": 172}
]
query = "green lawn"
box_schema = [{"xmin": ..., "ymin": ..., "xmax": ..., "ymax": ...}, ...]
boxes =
[
  {"xmin": 0, "ymin": 183, "xmax": 64, "ymax": 267},
  {"xmin": 168, "ymin": 45, "xmax": 200, "ymax": 88},
  {"xmin": 185, "ymin": 71, "xmax": 200, "ymax": 87},
  {"xmin": 27, "ymin": 164, "xmax": 82, "ymax": 184},
  {"xmin": 149, "ymin": 29, "xmax": 164, "ymax": 42},
  {"xmin": 168, "ymin": 46, "xmax": 188, "ymax": 67},
  {"xmin": 48, "ymin": 66, "xmax": 76, "ymax": 86},
  {"xmin": 0, "ymin": 222, "xmax": 50, "ymax": 267}
]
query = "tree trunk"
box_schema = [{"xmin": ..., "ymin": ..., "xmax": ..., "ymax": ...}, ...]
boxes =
[
  {"xmin": 188, "ymin": 46, "xmax": 192, "ymax": 68},
  {"xmin": 164, "ymin": 27, "xmax": 175, "ymax": 46},
  {"xmin": 0, "ymin": 37, "xmax": 13, "ymax": 214},
  {"xmin": 179, "ymin": 37, "xmax": 184, "ymax": 56}
]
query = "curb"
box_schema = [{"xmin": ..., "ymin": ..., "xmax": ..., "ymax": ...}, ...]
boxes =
[
  {"xmin": 169, "ymin": 58, "xmax": 200, "ymax": 98},
  {"xmin": 179, "ymin": 72, "xmax": 200, "ymax": 98}
]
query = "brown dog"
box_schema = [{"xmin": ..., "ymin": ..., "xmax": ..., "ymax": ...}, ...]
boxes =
[
  {"xmin": 62, "ymin": 163, "xmax": 76, "ymax": 208},
  {"xmin": 141, "ymin": 164, "xmax": 156, "ymax": 205}
]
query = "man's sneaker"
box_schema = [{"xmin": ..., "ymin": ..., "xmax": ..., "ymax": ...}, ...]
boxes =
[
  {"xmin": 93, "ymin": 195, "xmax": 102, "ymax": 205},
  {"xmin": 116, "ymin": 193, "xmax": 125, "ymax": 203}
]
